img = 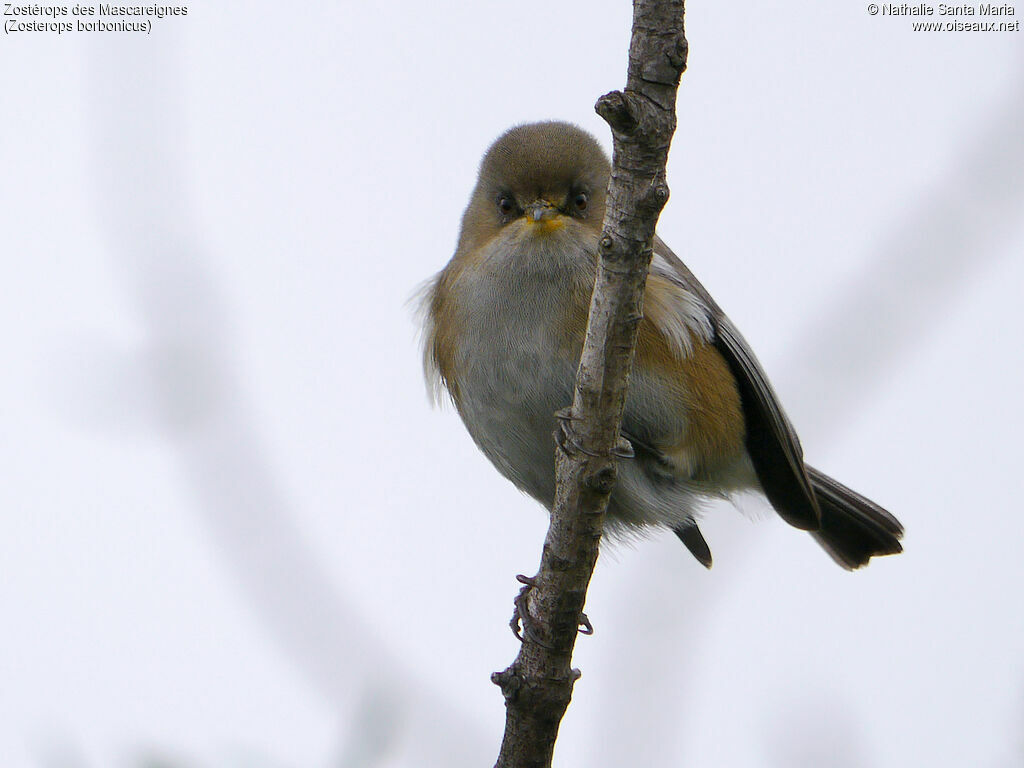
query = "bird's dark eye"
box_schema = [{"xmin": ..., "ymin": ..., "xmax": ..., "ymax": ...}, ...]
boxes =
[
  {"xmin": 498, "ymin": 197, "xmax": 515, "ymax": 215},
  {"xmin": 573, "ymin": 192, "xmax": 588, "ymax": 212}
]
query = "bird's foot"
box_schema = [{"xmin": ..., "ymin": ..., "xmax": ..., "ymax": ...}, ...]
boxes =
[
  {"xmin": 510, "ymin": 574, "xmax": 595, "ymax": 647},
  {"xmin": 553, "ymin": 408, "xmax": 634, "ymax": 459},
  {"xmin": 510, "ymin": 574, "xmax": 552, "ymax": 649}
]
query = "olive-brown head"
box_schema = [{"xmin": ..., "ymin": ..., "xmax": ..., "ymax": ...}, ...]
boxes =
[{"xmin": 455, "ymin": 121, "xmax": 610, "ymax": 256}]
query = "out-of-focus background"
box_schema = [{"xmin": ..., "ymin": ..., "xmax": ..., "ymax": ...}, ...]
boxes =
[{"xmin": 2, "ymin": 2, "xmax": 1022, "ymax": 766}]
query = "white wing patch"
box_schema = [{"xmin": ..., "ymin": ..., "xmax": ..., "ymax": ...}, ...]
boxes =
[{"xmin": 650, "ymin": 251, "xmax": 714, "ymax": 358}]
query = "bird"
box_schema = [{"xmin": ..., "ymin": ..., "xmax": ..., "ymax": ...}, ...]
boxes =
[{"xmin": 421, "ymin": 120, "xmax": 903, "ymax": 570}]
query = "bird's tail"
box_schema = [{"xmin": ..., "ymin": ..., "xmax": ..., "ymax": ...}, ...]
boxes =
[{"xmin": 805, "ymin": 465, "xmax": 904, "ymax": 570}]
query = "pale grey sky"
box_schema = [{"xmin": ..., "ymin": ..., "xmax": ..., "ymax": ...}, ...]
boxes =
[{"xmin": 2, "ymin": 2, "xmax": 1022, "ymax": 766}]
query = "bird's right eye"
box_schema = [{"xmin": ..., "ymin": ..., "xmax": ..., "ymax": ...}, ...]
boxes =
[{"xmin": 498, "ymin": 197, "xmax": 515, "ymax": 215}]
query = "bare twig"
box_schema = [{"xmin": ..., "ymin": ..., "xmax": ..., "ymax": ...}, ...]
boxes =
[{"xmin": 491, "ymin": 2, "xmax": 688, "ymax": 766}]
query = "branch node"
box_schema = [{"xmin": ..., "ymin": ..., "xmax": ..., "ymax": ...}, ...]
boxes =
[
  {"xmin": 667, "ymin": 34, "xmax": 689, "ymax": 71},
  {"xmin": 624, "ymin": 310, "xmax": 645, "ymax": 324},
  {"xmin": 491, "ymin": 666, "xmax": 523, "ymax": 701},
  {"xmin": 595, "ymin": 90, "xmax": 638, "ymax": 135},
  {"xmin": 584, "ymin": 465, "xmax": 618, "ymax": 495}
]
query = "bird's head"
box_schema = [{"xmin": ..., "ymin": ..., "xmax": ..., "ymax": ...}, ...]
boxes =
[{"xmin": 456, "ymin": 121, "xmax": 610, "ymax": 256}]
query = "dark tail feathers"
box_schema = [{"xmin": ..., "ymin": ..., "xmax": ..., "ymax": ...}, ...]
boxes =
[{"xmin": 805, "ymin": 465, "xmax": 904, "ymax": 570}]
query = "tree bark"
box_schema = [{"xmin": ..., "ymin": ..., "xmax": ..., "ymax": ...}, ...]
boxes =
[{"xmin": 491, "ymin": 2, "xmax": 688, "ymax": 766}]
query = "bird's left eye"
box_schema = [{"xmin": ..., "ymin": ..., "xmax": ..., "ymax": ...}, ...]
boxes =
[{"xmin": 573, "ymin": 192, "xmax": 588, "ymax": 212}]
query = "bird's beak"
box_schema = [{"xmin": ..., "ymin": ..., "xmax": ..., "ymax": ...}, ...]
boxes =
[
  {"xmin": 525, "ymin": 201, "xmax": 558, "ymax": 221},
  {"xmin": 524, "ymin": 200, "xmax": 564, "ymax": 233}
]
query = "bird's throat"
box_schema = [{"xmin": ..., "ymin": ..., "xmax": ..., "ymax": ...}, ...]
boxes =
[{"xmin": 526, "ymin": 217, "xmax": 565, "ymax": 236}]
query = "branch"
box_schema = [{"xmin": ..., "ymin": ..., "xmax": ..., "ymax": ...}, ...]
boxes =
[{"xmin": 491, "ymin": 2, "xmax": 688, "ymax": 766}]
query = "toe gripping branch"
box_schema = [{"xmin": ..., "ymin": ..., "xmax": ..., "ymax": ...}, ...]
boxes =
[
  {"xmin": 510, "ymin": 574, "xmax": 594, "ymax": 649},
  {"xmin": 554, "ymin": 407, "xmax": 634, "ymax": 460}
]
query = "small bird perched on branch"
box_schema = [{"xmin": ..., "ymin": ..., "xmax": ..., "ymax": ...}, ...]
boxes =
[{"xmin": 421, "ymin": 121, "xmax": 903, "ymax": 569}]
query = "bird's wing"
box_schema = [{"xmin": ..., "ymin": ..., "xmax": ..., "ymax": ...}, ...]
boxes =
[{"xmin": 651, "ymin": 236, "xmax": 821, "ymax": 531}]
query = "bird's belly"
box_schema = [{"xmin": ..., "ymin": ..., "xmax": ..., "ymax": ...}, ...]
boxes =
[{"xmin": 452, "ymin": 332, "xmax": 577, "ymax": 505}]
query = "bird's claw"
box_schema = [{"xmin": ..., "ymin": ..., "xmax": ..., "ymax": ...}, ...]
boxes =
[
  {"xmin": 509, "ymin": 575, "xmax": 596, "ymax": 646},
  {"xmin": 554, "ymin": 407, "xmax": 578, "ymax": 422},
  {"xmin": 554, "ymin": 410, "xmax": 634, "ymax": 460},
  {"xmin": 578, "ymin": 612, "xmax": 594, "ymax": 635},
  {"xmin": 510, "ymin": 574, "xmax": 554, "ymax": 649}
]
